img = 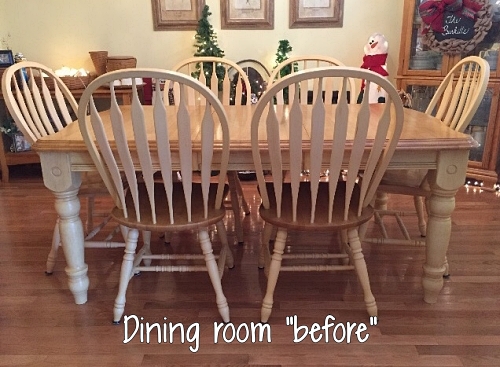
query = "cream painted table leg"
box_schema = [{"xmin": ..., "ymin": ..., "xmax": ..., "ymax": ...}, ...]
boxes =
[
  {"xmin": 422, "ymin": 150, "xmax": 468, "ymax": 304},
  {"xmin": 40, "ymin": 152, "xmax": 89, "ymax": 304}
]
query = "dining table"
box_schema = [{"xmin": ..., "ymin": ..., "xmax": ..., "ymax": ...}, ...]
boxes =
[{"xmin": 32, "ymin": 103, "xmax": 477, "ymax": 306}]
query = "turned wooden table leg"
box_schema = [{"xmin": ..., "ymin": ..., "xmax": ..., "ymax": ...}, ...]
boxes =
[
  {"xmin": 423, "ymin": 150, "xmax": 468, "ymax": 304},
  {"xmin": 40, "ymin": 152, "xmax": 89, "ymax": 304},
  {"xmin": 54, "ymin": 188, "xmax": 89, "ymax": 304}
]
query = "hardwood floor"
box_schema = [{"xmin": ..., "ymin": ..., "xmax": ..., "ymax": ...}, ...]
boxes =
[{"xmin": 1, "ymin": 164, "xmax": 500, "ymax": 367}]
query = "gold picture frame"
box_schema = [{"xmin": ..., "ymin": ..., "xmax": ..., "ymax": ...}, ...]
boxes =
[
  {"xmin": 151, "ymin": 0, "xmax": 205, "ymax": 31},
  {"xmin": 290, "ymin": 0, "xmax": 344, "ymax": 29},
  {"xmin": 221, "ymin": 0, "xmax": 274, "ymax": 30}
]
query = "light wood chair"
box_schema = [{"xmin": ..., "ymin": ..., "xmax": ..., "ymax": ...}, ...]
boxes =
[
  {"xmin": 251, "ymin": 67, "xmax": 405, "ymax": 322},
  {"xmin": 367, "ymin": 56, "xmax": 490, "ymax": 275},
  {"xmin": 269, "ymin": 56, "xmax": 358, "ymax": 183},
  {"xmin": 77, "ymin": 68, "xmax": 233, "ymax": 323},
  {"xmin": 269, "ymin": 55, "xmax": 357, "ymax": 105},
  {"xmin": 171, "ymin": 57, "xmax": 252, "ymax": 244},
  {"xmin": 1, "ymin": 61, "xmax": 126, "ymax": 274}
]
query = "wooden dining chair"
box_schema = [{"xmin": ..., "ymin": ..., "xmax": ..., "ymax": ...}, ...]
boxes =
[
  {"xmin": 251, "ymin": 67, "xmax": 404, "ymax": 322},
  {"xmin": 269, "ymin": 55, "xmax": 358, "ymax": 182},
  {"xmin": 171, "ymin": 56, "xmax": 252, "ymax": 244},
  {"xmin": 367, "ymin": 56, "xmax": 490, "ymax": 275},
  {"xmin": 269, "ymin": 55, "xmax": 357, "ymax": 105},
  {"xmin": 77, "ymin": 68, "xmax": 233, "ymax": 323},
  {"xmin": 1, "ymin": 61, "xmax": 126, "ymax": 274}
]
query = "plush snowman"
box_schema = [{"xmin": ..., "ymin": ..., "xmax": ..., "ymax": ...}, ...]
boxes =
[{"xmin": 359, "ymin": 33, "xmax": 389, "ymax": 104}]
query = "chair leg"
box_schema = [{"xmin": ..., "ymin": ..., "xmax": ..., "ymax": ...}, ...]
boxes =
[
  {"xmin": 199, "ymin": 229, "xmax": 230, "ymax": 323},
  {"xmin": 259, "ymin": 223, "xmax": 273, "ymax": 272},
  {"xmin": 234, "ymin": 175, "xmax": 250, "ymax": 215},
  {"xmin": 443, "ymin": 256, "xmax": 450, "ymax": 277},
  {"xmin": 347, "ymin": 228, "xmax": 377, "ymax": 317},
  {"xmin": 86, "ymin": 197, "xmax": 95, "ymax": 235},
  {"xmin": 216, "ymin": 221, "xmax": 234, "ymax": 279},
  {"xmin": 261, "ymin": 228, "xmax": 287, "ymax": 323},
  {"xmin": 141, "ymin": 231, "xmax": 152, "ymax": 267},
  {"xmin": 113, "ymin": 228, "xmax": 139, "ymax": 324},
  {"xmin": 374, "ymin": 191, "xmax": 388, "ymax": 211},
  {"xmin": 414, "ymin": 195, "xmax": 427, "ymax": 237},
  {"xmin": 227, "ymin": 171, "xmax": 245, "ymax": 244},
  {"xmin": 46, "ymin": 218, "xmax": 61, "ymax": 274}
]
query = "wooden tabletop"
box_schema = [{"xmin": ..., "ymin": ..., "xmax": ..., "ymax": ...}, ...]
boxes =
[{"xmin": 34, "ymin": 104, "xmax": 477, "ymax": 155}]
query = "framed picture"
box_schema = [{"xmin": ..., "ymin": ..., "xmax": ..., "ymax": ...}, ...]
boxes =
[
  {"xmin": 0, "ymin": 50, "xmax": 14, "ymax": 67},
  {"xmin": 221, "ymin": 0, "xmax": 274, "ymax": 30},
  {"xmin": 290, "ymin": 0, "xmax": 344, "ymax": 29},
  {"xmin": 151, "ymin": 0, "xmax": 205, "ymax": 31},
  {"xmin": 13, "ymin": 133, "xmax": 31, "ymax": 153}
]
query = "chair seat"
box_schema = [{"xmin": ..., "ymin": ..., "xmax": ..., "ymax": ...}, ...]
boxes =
[
  {"xmin": 111, "ymin": 182, "xmax": 229, "ymax": 231},
  {"xmin": 259, "ymin": 181, "xmax": 374, "ymax": 230}
]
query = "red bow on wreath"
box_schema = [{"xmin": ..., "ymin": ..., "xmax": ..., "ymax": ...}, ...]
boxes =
[{"xmin": 419, "ymin": 0, "xmax": 483, "ymax": 34}]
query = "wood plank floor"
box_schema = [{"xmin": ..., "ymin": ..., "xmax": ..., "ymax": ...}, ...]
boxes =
[{"xmin": 1, "ymin": 164, "xmax": 500, "ymax": 367}]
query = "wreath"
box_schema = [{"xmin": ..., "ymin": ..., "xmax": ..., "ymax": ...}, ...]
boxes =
[{"xmin": 419, "ymin": 0, "xmax": 493, "ymax": 55}]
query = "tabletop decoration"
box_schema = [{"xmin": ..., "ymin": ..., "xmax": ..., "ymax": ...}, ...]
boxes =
[
  {"xmin": 34, "ymin": 66, "xmax": 93, "ymax": 90},
  {"xmin": 89, "ymin": 50, "xmax": 108, "ymax": 76},
  {"xmin": 419, "ymin": 0, "xmax": 493, "ymax": 54}
]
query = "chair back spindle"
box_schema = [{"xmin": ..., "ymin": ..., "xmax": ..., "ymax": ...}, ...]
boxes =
[
  {"xmin": 252, "ymin": 67, "xmax": 404, "ymax": 224},
  {"xmin": 78, "ymin": 69, "xmax": 230, "ymax": 226}
]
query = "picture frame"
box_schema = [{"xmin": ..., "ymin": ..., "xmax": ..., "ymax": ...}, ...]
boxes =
[
  {"xmin": 221, "ymin": 0, "xmax": 274, "ymax": 30},
  {"xmin": 0, "ymin": 50, "xmax": 14, "ymax": 67},
  {"xmin": 151, "ymin": 0, "xmax": 205, "ymax": 31},
  {"xmin": 290, "ymin": 0, "xmax": 344, "ymax": 29},
  {"xmin": 13, "ymin": 133, "xmax": 31, "ymax": 153}
]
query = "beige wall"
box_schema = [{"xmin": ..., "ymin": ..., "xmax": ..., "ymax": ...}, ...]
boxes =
[{"xmin": 0, "ymin": 1, "xmax": 403, "ymax": 82}]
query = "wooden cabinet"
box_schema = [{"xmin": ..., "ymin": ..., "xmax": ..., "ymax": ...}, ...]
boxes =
[
  {"xmin": 396, "ymin": 0, "xmax": 500, "ymax": 184},
  {"xmin": 0, "ymin": 101, "xmax": 39, "ymax": 183},
  {"xmin": 0, "ymin": 131, "xmax": 40, "ymax": 183}
]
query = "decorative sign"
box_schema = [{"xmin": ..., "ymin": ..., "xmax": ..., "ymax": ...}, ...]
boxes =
[
  {"xmin": 419, "ymin": 0, "xmax": 493, "ymax": 55},
  {"xmin": 434, "ymin": 11, "xmax": 475, "ymax": 41}
]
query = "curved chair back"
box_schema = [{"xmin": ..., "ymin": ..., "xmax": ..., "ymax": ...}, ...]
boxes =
[
  {"xmin": 426, "ymin": 56, "xmax": 490, "ymax": 133},
  {"xmin": 171, "ymin": 56, "xmax": 252, "ymax": 110},
  {"xmin": 251, "ymin": 67, "xmax": 404, "ymax": 222},
  {"xmin": 78, "ymin": 69, "xmax": 230, "ymax": 224},
  {"xmin": 269, "ymin": 55, "xmax": 357, "ymax": 105},
  {"xmin": 1, "ymin": 61, "xmax": 78, "ymax": 145}
]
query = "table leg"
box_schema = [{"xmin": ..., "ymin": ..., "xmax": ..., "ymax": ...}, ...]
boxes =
[
  {"xmin": 422, "ymin": 150, "xmax": 468, "ymax": 303},
  {"xmin": 40, "ymin": 153, "xmax": 89, "ymax": 304}
]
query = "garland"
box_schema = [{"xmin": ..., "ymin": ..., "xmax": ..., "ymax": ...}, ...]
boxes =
[{"xmin": 420, "ymin": 0, "xmax": 493, "ymax": 55}]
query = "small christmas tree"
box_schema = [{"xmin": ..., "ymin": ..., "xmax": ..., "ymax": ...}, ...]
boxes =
[
  {"xmin": 274, "ymin": 40, "xmax": 296, "ymax": 76},
  {"xmin": 273, "ymin": 40, "xmax": 297, "ymax": 103},
  {"xmin": 193, "ymin": 5, "xmax": 225, "ymax": 86}
]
